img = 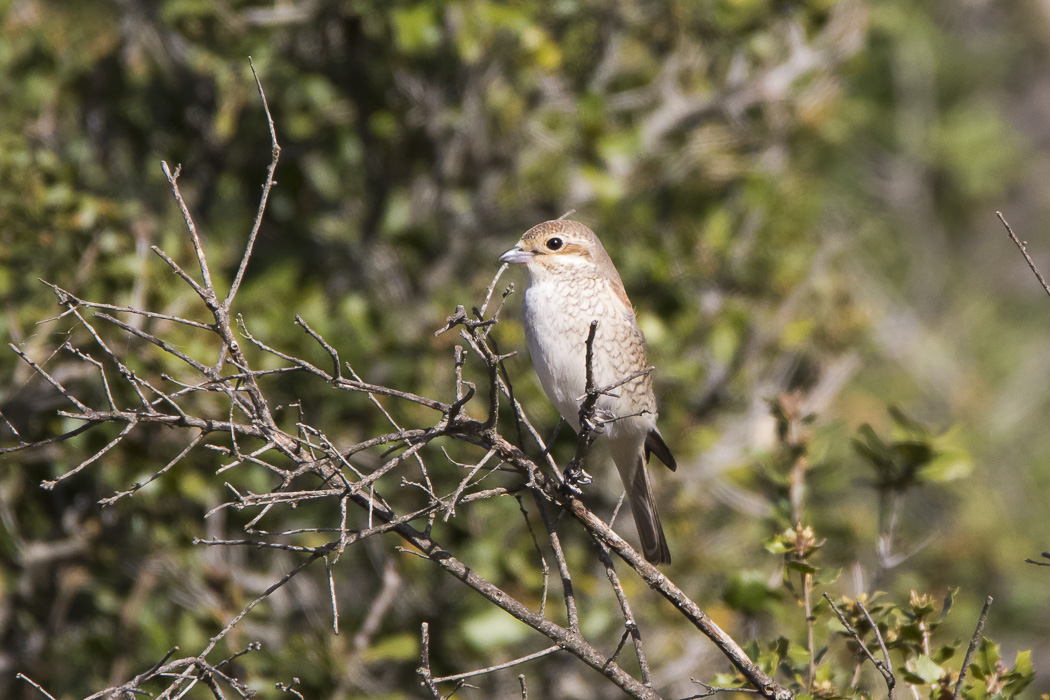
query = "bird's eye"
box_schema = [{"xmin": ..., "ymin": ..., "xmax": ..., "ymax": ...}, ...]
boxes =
[{"xmin": 546, "ymin": 237, "xmax": 563, "ymax": 251}]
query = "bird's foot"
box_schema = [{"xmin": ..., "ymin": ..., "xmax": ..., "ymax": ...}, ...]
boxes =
[{"xmin": 562, "ymin": 464, "xmax": 593, "ymax": 495}]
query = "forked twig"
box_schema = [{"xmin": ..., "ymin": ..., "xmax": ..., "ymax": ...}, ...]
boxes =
[
  {"xmin": 593, "ymin": 535, "xmax": 652, "ymax": 686},
  {"xmin": 824, "ymin": 594, "xmax": 895, "ymax": 700}
]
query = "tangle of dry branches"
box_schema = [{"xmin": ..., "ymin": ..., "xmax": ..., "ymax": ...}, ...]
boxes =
[{"xmin": 7, "ymin": 63, "xmax": 792, "ymax": 700}]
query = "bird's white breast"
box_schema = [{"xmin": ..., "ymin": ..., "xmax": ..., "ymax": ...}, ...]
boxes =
[{"xmin": 521, "ymin": 267, "xmax": 655, "ymax": 438}]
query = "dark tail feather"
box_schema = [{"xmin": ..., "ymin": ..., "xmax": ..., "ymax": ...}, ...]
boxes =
[
  {"xmin": 645, "ymin": 429, "xmax": 677, "ymax": 472},
  {"xmin": 628, "ymin": 456, "xmax": 671, "ymax": 565}
]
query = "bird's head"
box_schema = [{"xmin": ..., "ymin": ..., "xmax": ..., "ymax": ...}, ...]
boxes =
[
  {"xmin": 499, "ymin": 219, "xmax": 631, "ymax": 306},
  {"xmin": 499, "ymin": 220, "xmax": 607, "ymax": 271}
]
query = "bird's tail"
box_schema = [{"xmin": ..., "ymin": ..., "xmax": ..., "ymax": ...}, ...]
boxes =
[{"xmin": 612, "ymin": 443, "xmax": 670, "ymax": 566}]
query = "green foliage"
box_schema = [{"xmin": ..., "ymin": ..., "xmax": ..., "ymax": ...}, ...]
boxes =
[
  {"xmin": 853, "ymin": 407, "xmax": 973, "ymax": 492},
  {"xmin": 965, "ymin": 640, "xmax": 1034, "ymax": 700},
  {"xmin": 721, "ymin": 407, "xmax": 1034, "ymax": 700},
  {"xmin": 2, "ymin": 0, "xmax": 1048, "ymax": 698}
]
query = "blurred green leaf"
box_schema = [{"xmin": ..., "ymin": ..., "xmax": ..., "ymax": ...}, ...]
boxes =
[{"xmin": 724, "ymin": 569, "xmax": 779, "ymax": 614}]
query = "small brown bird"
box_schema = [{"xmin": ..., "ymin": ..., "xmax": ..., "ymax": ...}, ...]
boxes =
[{"xmin": 500, "ymin": 220, "xmax": 677, "ymax": 565}]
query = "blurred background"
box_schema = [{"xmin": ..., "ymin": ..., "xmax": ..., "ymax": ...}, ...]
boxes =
[{"xmin": 2, "ymin": 0, "xmax": 1049, "ymax": 697}]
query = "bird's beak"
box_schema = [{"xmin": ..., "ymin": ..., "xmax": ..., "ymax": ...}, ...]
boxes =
[{"xmin": 499, "ymin": 246, "xmax": 533, "ymax": 264}]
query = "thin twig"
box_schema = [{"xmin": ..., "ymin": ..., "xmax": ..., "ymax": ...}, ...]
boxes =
[
  {"xmin": 61, "ymin": 344, "xmax": 116, "ymax": 409},
  {"xmin": 84, "ymin": 646, "xmax": 184, "ymax": 700},
  {"xmin": 417, "ymin": 623, "xmax": 442, "ymax": 699},
  {"xmin": 199, "ymin": 551, "xmax": 328, "ymax": 658},
  {"xmin": 479, "ymin": 264, "xmax": 509, "ymax": 319},
  {"xmin": 225, "ymin": 58, "xmax": 280, "ymax": 310},
  {"xmin": 67, "ymin": 305, "xmax": 153, "ymax": 408},
  {"xmin": 151, "ymin": 244, "xmax": 209, "ymax": 302},
  {"xmin": 953, "ymin": 596, "xmax": 993, "ymax": 700},
  {"xmin": 593, "ymin": 535, "xmax": 652, "ymax": 686},
  {"xmin": 15, "ymin": 674, "xmax": 59, "ymax": 700},
  {"xmin": 96, "ymin": 312, "xmax": 212, "ymax": 373},
  {"xmin": 40, "ymin": 280, "xmax": 214, "ymax": 330},
  {"xmin": 997, "ymin": 212, "xmax": 1050, "ymax": 299},
  {"xmin": 325, "ymin": 555, "xmax": 339, "ymax": 635},
  {"xmin": 0, "ymin": 418, "xmax": 96, "ymax": 455},
  {"xmin": 433, "ymin": 645, "xmax": 562, "ymax": 684},
  {"xmin": 100, "ymin": 431, "xmax": 205, "ymax": 506},
  {"xmin": 535, "ymin": 495, "xmax": 579, "ymax": 632},
  {"xmin": 565, "ymin": 321, "xmax": 601, "ymax": 484},
  {"xmin": 857, "ymin": 600, "xmax": 893, "ymax": 687},
  {"xmin": 160, "ymin": 162, "xmax": 215, "ymax": 300},
  {"xmin": 8, "ymin": 343, "xmax": 91, "ymax": 412},
  {"xmin": 682, "ymin": 679, "xmax": 761, "ymax": 699},
  {"xmin": 1025, "ymin": 551, "xmax": 1050, "ymax": 566},
  {"xmin": 824, "ymin": 594, "xmax": 895, "ymax": 699},
  {"xmin": 41, "ymin": 420, "xmax": 137, "ymax": 490},
  {"xmin": 516, "ymin": 496, "xmax": 551, "ymax": 617},
  {"xmin": 295, "ymin": 315, "xmax": 341, "ymax": 380}
]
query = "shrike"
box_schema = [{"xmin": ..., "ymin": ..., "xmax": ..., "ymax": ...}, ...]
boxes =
[{"xmin": 500, "ymin": 220, "xmax": 676, "ymax": 565}]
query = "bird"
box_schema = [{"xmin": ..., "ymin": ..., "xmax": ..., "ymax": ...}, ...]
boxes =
[{"xmin": 499, "ymin": 219, "xmax": 677, "ymax": 565}]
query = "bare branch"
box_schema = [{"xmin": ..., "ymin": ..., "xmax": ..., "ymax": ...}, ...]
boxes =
[
  {"xmin": 417, "ymin": 623, "xmax": 443, "ymax": 699},
  {"xmin": 0, "ymin": 420, "xmax": 97, "ymax": 455},
  {"xmin": 9, "ymin": 343, "xmax": 91, "ymax": 413},
  {"xmin": 294, "ymin": 314, "xmax": 341, "ymax": 380},
  {"xmin": 997, "ymin": 211, "xmax": 1050, "ymax": 299},
  {"xmin": 432, "ymin": 645, "xmax": 562, "ymax": 684},
  {"xmin": 682, "ymin": 680, "xmax": 761, "ymax": 699},
  {"xmin": 325, "ymin": 555, "xmax": 339, "ymax": 634},
  {"xmin": 535, "ymin": 495, "xmax": 579, "ymax": 633},
  {"xmin": 1025, "ymin": 551, "xmax": 1050, "ymax": 566},
  {"xmin": 516, "ymin": 496, "xmax": 551, "ymax": 617},
  {"xmin": 202, "ymin": 551, "xmax": 327, "ymax": 658},
  {"xmin": 100, "ymin": 431, "xmax": 206, "ymax": 505},
  {"xmin": 96, "ymin": 312, "xmax": 212, "ymax": 374},
  {"xmin": 478, "ymin": 263, "xmax": 510, "ymax": 320},
  {"xmin": 953, "ymin": 596, "xmax": 993, "ymax": 700},
  {"xmin": 15, "ymin": 674, "xmax": 59, "ymax": 700},
  {"xmin": 41, "ymin": 280, "xmax": 214, "ymax": 330},
  {"xmin": 151, "ymin": 243, "xmax": 210, "ymax": 302},
  {"xmin": 160, "ymin": 161, "xmax": 215, "ymax": 302},
  {"xmin": 824, "ymin": 593, "xmax": 895, "ymax": 699},
  {"xmin": 564, "ymin": 320, "xmax": 601, "ymax": 486},
  {"xmin": 62, "ymin": 344, "xmax": 117, "ymax": 410},
  {"xmin": 857, "ymin": 599, "xmax": 893, "ymax": 690},
  {"xmin": 593, "ymin": 535, "xmax": 652, "ymax": 687},
  {"xmin": 224, "ymin": 58, "xmax": 280, "ymax": 310},
  {"xmin": 41, "ymin": 420, "xmax": 137, "ymax": 490}
]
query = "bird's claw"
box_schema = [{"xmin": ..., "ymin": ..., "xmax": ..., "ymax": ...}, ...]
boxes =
[
  {"xmin": 562, "ymin": 481, "xmax": 584, "ymax": 497},
  {"xmin": 562, "ymin": 465, "xmax": 593, "ymax": 495}
]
